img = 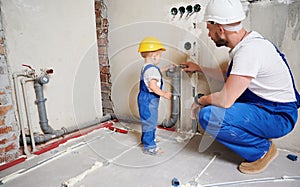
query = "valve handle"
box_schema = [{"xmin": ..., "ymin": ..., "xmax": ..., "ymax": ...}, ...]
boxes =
[
  {"xmin": 194, "ymin": 4, "xmax": 201, "ymax": 13},
  {"xmin": 178, "ymin": 6, "xmax": 185, "ymax": 14},
  {"xmin": 186, "ymin": 5, "xmax": 193, "ymax": 13},
  {"xmin": 46, "ymin": 69, "xmax": 54, "ymax": 74},
  {"xmin": 170, "ymin": 7, "xmax": 178, "ymax": 16},
  {"xmin": 22, "ymin": 64, "xmax": 34, "ymax": 70}
]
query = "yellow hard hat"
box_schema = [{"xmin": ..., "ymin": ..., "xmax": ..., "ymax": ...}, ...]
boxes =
[{"xmin": 138, "ymin": 36, "xmax": 166, "ymax": 52}]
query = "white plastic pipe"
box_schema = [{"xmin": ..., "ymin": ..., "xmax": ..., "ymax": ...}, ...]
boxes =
[
  {"xmin": 12, "ymin": 71, "xmax": 30, "ymax": 156},
  {"xmin": 21, "ymin": 78, "xmax": 36, "ymax": 152}
]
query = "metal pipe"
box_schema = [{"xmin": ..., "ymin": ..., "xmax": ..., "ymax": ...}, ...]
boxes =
[{"xmin": 160, "ymin": 66, "xmax": 181, "ymax": 128}]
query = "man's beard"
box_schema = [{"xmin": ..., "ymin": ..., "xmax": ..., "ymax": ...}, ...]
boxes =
[{"xmin": 215, "ymin": 33, "xmax": 228, "ymax": 47}]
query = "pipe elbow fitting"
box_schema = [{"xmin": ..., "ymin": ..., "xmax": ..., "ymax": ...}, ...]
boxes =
[
  {"xmin": 37, "ymin": 75, "xmax": 50, "ymax": 84},
  {"xmin": 161, "ymin": 114, "xmax": 179, "ymax": 128},
  {"xmin": 34, "ymin": 134, "xmax": 55, "ymax": 143},
  {"xmin": 61, "ymin": 127, "xmax": 68, "ymax": 134},
  {"xmin": 54, "ymin": 129, "xmax": 65, "ymax": 137}
]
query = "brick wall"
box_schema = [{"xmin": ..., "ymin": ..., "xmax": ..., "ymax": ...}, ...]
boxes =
[
  {"xmin": 95, "ymin": 0, "xmax": 114, "ymax": 115},
  {"xmin": 0, "ymin": 13, "xmax": 20, "ymax": 164}
]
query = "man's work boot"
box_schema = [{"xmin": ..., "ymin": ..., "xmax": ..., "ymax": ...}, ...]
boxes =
[{"xmin": 238, "ymin": 142, "xmax": 278, "ymax": 174}]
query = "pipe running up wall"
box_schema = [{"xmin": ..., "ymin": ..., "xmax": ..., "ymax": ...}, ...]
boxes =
[
  {"xmin": 20, "ymin": 77, "xmax": 37, "ymax": 152},
  {"xmin": 160, "ymin": 66, "xmax": 181, "ymax": 128},
  {"xmin": 160, "ymin": 66, "xmax": 198, "ymax": 133},
  {"xmin": 33, "ymin": 77, "xmax": 65, "ymax": 136},
  {"xmin": 12, "ymin": 71, "xmax": 32, "ymax": 155}
]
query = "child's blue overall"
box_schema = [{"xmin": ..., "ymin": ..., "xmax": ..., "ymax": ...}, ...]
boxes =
[
  {"xmin": 138, "ymin": 64, "xmax": 162, "ymax": 150},
  {"xmin": 199, "ymin": 40, "xmax": 299, "ymax": 162}
]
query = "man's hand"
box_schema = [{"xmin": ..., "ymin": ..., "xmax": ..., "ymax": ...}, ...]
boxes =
[
  {"xmin": 180, "ymin": 61, "xmax": 201, "ymax": 72},
  {"xmin": 191, "ymin": 102, "xmax": 202, "ymax": 120},
  {"xmin": 194, "ymin": 93, "xmax": 204, "ymax": 105}
]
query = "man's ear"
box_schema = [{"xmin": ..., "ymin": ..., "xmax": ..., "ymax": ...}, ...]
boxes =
[{"xmin": 217, "ymin": 24, "xmax": 225, "ymax": 34}]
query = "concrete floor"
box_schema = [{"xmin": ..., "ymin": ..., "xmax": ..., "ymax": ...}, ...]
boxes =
[{"xmin": 1, "ymin": 120, "xmax": 300, "ymax": 187}]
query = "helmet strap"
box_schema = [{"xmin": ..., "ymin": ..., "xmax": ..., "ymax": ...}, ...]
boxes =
[{"xmin": 221, "ymin": 22, "xmax": 243, "ymax": 32}]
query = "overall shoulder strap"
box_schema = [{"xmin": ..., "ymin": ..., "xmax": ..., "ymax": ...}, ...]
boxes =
[
  {"xmin": 143, "ymin": 64, "xmax": 157, "ymax": 71},
  {"xmin": 141, "ymin": 64, "xmax": 154, "ymax": 79},
  {"xmin": 256, "ymin": 37, "xmax": 300, "ymax": 108},
  {"xmin": 142, "ymin": 64, "xmax": 162, "ymax": 77},
  {"xmin": 274, "ymin": 47, "xmax": 300, "ymax": 108},
  {"xmin": 226, "ymin": 59, "xmax": 233, "ymax": 78}
]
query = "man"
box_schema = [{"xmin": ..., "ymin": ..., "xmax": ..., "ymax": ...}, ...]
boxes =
[{"xmin": 181, "ymin": 0, "xmax": 299, "ymax": 174}]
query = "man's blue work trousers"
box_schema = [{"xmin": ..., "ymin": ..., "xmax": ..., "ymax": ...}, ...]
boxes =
[
  {"xmin": 199, "ymin": 102, "xmax": 298, "ymax": 162},
  {"xmin": 202, "ymin": 40, "xmax": 300, "ymax": 162}
]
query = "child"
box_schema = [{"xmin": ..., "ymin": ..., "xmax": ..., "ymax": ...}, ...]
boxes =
[{"xmin": 137, "ymin": 36, "xmax": 172, "ymax": 155}]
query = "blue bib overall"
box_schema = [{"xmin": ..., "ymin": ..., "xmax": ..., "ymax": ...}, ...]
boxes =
[
  {"xmin": 138, "ymin": 64, "xmax": 162, "ymax": 149},
  {"xmin": 199, "ymin": 40, "xmax": 299, "ymax": 162}
]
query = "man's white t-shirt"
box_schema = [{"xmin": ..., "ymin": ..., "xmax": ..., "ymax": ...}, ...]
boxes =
[
  {"xmin": 229, "ymin": 31, "xmax": 296, "ymax": 103},
  {"xmin": 142, "ymin": 63, "xmax": 162, "ymax": 93}
]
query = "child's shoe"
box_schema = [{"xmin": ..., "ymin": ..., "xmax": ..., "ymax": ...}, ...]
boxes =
[{"xmin": 143, "ymin": 147, "xmax": 163, "ymax": 156}]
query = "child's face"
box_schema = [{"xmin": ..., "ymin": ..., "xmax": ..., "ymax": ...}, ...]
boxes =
[{"xmin": 152, "ymin": 50, "xmax": 163, "ymax": 65}]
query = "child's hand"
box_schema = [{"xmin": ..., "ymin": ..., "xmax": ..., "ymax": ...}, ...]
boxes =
[{"xmin": 163, "ymin": 92, "xmax": 172, "ymax": 100}]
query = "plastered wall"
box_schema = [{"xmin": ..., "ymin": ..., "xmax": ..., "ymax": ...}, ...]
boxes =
[
  {"xmin": 107, "ymin": 0, "xmax": 218, "ymax": 124},
  {"xmin": 107, "ymin": 0, "xmax": 300, "ymax": 152},
  {"xmin": 0, "ymin": 0, "xmax": 103, "ymax": 133}
]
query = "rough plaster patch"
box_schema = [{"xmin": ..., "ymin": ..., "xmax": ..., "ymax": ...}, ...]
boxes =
[
  {"xmin": 258, "ymin": 1, "xmax": 300, "ymax": 41},
  {"xmin": 61, "ymin": 161, "xmax": 104, "ymax": 187},
  {"xmin": 249, "ymin": 2, "xmax": 288, "ymax": 47},
  {"xmin": 14, "ymin": 0, "xmax": 42, "ymax": 12},
  {"xmin": 254, "ymin": 0, "xmax": 294, "ymax": 6},
  {"xmin": 276, "ymin": 0, "xmax": 295, "ymax": 4},
  {"xmin": 288, "ymin": 1, "xmax": 300, "ymax": 40}
]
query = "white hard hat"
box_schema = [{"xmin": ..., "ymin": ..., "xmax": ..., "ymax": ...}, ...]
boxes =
[{"xmin": 204, "ymin": 0, "xmax": 246, "ymax": 24}]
